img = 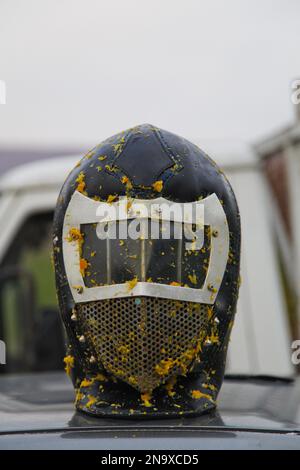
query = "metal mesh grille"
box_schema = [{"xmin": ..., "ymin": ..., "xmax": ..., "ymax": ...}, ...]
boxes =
[{"xmin": 76, "ymin": 297, "xmax": 210, "ymax": 393}]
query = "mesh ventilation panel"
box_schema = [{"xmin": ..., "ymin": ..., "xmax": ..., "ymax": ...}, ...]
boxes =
[{"xmin": 76, "ymin": 297, "xmax": 210, "ymax": 393}]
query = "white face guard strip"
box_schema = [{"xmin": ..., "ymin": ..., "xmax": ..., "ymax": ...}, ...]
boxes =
[{"xmin": 62, "ymin": 191, "xmax": 229, "ymax": 304}]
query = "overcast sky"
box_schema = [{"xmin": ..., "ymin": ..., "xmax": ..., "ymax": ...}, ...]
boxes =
[{"xmin": 0, "ymin": 0, "xmax": 299, "ymax": 149}]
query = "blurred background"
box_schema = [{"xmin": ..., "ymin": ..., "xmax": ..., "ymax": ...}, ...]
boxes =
[{"xmin": 0, "ymin": 0, "xmax": 299, "ymax": 378}]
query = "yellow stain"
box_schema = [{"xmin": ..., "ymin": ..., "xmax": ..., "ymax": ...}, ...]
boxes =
[
  {"xmin": 79, "ymin": 258, "xmax": 89, "ymax": 277},
  {"xmin": 188, "ymin": 273, "xmax": 197, "ymax": 285},
  {"xmin": 141, "ymin": 392, "xmax": 152, "ymax": 407},
  {"xmin": 76, "ymin": 172, "xmax": 87, "ymax": 194},
  {"xmin": 152, "ymin": 180, "xmax": 163, "ymax": 192},
  {"xmin": 191, "ymin": 390, "xmax": 212, "ymax": 401},
  {"xmin": 127, "ymin": 277, "xmax": 138, "ymax": 290},
  {"xmin": 107, "ymin": 194, "xmax": 118, "ymax": 203},
  {"xmin": 63, "ymin": 355, "xmax": 74, "ymax": 376}
]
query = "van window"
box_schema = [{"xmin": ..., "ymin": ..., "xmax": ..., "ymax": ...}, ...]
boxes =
[{"xmin": 0, "ymin": 212, "xmax": 65, "ymax": 373}]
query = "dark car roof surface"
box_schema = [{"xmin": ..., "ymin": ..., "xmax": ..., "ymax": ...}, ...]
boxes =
[{"xmin": 0, "ymin": 372, "xmax": 299, "ymax": 449}]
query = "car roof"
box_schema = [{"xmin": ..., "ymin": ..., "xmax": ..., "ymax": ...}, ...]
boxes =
[
  {"xmin": 0, "ymin": 156, "xmax": 80, "ymax": 192},
  {"xmin": 0, "ymin": 372, "xmax": 297, "ymax": 436}
]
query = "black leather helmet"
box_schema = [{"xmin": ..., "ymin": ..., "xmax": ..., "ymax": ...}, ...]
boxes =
[{"xmin": 53, "ymin": 124, "xmax": 241, "ymax": 418}]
